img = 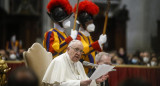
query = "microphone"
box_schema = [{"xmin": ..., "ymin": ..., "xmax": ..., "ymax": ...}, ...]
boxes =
[
  {"xmin": 82, "ymin": 61, "xmax": 116, "ymax": 71},
  {"xmin": 83, "ymin": 61, "xmax": 98, "ymax": 67}
]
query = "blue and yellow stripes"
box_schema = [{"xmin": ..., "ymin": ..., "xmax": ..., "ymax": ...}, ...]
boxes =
[{"xmin": 43, "ymin": 28, "xmax": 72, "ymax": 58}]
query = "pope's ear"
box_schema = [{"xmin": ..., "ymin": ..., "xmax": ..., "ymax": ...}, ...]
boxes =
[
  {"xmin": 67, "ymin": 47, "xmax": 70, "ymax": 51},
  {"xmin": 96, "ymin": 62, "xmax": 99, "ymax": 64}
]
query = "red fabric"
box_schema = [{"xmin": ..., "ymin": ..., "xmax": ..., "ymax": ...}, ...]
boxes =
[
  {"xmin": 73, "ymin": 0, "xmax": 99, "ymax": 16},
  {"xmin": 47, "ymin": 0, "xmax": 72, "ymax": 14},
  {"xmin": 109, "ymin": 67, "xmax": 160, "ymax": 86},
  {"xmin": 49, "ymin": 32, "xmax": 55, "ymax": 53},
  {"xmin": 44, "ymin": 32, "xmax": 49, "ymax": 41},
  {"xmin": 7, "ymin": 62, "xmax": 25, "ymax": 77},
  {"xmin": 65, "ymin": 36, "xmax": 73, "ymax": 44},
  {"xmin": 91, "ymin": 41, "xmax": 102, "ymax": 52},
  {"xmin": 76, "ymin": 35, "xmax": 81, "ymax": 40}
]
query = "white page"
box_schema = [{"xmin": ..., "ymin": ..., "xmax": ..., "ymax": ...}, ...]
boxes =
[{"xmin": 90, "ymin": 64, "xmax": 115, "ymax": 80}]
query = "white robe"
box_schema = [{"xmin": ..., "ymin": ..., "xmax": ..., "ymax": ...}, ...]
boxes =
[{"xmin": 42, "ymin": 52, "xmax": 97, "ymax": 86}]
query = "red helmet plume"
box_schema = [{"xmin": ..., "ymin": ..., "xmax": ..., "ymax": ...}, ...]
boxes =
[
  {"xmin": 47, "ymin": 0, "xmax": 72, "ymax": 15},
  {"xmin": 73, "ymin": 0, "xmax": 99, "ymax": 16}
]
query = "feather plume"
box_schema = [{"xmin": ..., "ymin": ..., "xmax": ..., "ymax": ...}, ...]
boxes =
[
  {"xmin": 47, "ymin": 0, "xmax": 72, "ymax": 15},
  {"xmin": 73, "ymin": 0, "xmax": 99, "ymax": 16}
]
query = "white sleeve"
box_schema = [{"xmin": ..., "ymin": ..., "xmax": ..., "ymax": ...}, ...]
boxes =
[
  {"xmin": 60, "ymin": 80, "xmax": 81, "ymax": 86},
  {"xmin": 90, "ymin": 80, "xmax": 97, "ymax": 86}
]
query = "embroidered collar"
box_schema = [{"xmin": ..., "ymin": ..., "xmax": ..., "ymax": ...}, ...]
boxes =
[{"xmin": 65, "ymin": 52, "xmax": 80, "ymax": 79}]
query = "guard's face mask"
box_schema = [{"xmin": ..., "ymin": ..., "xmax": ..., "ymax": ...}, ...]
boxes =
[
  {"xmin": 62, "ymin": 19, "xmax": 71, "ymax": 28},
  {"xmin": 86, "ymin": 23, "xmax": 95, "ymax": 32}
]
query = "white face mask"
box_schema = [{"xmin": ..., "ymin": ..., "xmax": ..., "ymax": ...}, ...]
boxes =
[
  {"xmin": 131, "ymin": 58, "xmax": 138, "ymax": 64},
  {"xmin": 143, "ymin": 57, "xmax": 149, "ymax": 63},
  {"xmin": 2, "ymin": 57, "xmax": 6, "ymax": 60},
  {"xmin": 62, "ymin": 19, "xmax": 71, "ymax": 28},
  {"xmin": 151, "ymin": 61, "xmax": 157, "ymax": 66},
  {"xmin": 10, "ymin": 54, "xmax": 16, "ymax": 60},
  {"xmin": 86, "ymin": 23, "xmax": 95, "ymax": 32}
]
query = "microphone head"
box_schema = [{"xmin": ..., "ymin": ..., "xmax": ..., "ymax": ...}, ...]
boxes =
[
  {"xmin": 82, "ymin": 61, "xmax": 90, "ymax": 66},
  {"xmin": 82, "ymin": 61, "xmax": 98, "ymax": 67}
]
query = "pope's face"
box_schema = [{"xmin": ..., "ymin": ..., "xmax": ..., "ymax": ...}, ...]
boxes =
[{"xmin": 67, "ymin": 42, "xmax": 83, "ymax": 62}]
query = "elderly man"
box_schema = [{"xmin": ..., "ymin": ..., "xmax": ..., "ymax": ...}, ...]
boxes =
[
  {"xmin": 88, "ymin": 52, "xmax": 111, "ymax": 86},
  {"xmin": 42, "ymin": 40, "xmax": 108, "ymax": 86}
]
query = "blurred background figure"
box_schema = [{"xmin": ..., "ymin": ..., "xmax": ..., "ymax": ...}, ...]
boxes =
[
  {"xmin": 8, "ymin": 50, "xmax": 17, "ymax": 60},
  {"xmin": 142, "ymin": 51, "xmax": 151, "ymax": 66},
  {"xmin": 5, "ymin": 35, "xmax": 25, "ymax": 60},
  {"xmin": 111, "ymin": 53, "xmax": 124, "ymax": 65},
  {"xmin": 0, "ymin": 49, "xmax": 9, "ymax": 60},
  {"xmin": 139, "ymin": 51, "xmax": 144, "ymax": 59},
  {"xmin": 17, "ymin": 49, "xmax": 25, "ymax": 60},
  {"xmin": 6, "ymin": 35, "xmax": 23, "ymax": 56},
  {"xmin": 6, "ymin": 35, "xmax": 18, "ymax": 52},
  {"xmin": 116, "ymin": 57, "xmax": 124, "ymax": 65},
  {"xmin": 128, "ymin": 55, "xmax": 141, "ymax": 65},
  {"xmin": 117, "ymin": 48, "xmax": 128, "ymax": 64},
  {"xmin": 150, "ymin": 57, "xmax": 158, "ymax": 66},
  {"xmin": 151, "ymin": 52, "xmax": 156, "ymax": 58},
  {"xmin": 7, "ymin": 67, "xmax": 38, "ymax": 86}
]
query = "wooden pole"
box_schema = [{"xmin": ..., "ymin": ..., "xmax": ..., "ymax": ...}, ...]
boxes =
[
  {"xmin": 103, "ymin": 0, "xmax": 111, "ymax": 35},
  {"xmin": 73, "ymin": 0, "xmax": 80, "ymax": 30}
]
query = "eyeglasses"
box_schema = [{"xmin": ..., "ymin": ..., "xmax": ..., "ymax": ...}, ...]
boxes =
[{"xmin": 70, "ymin": 46, "xmax": 84, "ymax": 54}]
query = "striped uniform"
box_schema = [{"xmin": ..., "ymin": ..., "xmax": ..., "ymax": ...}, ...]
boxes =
[
  {"xmin": 78, "ymin": 32, "xmax": 102, "ymax": 73},
  {"xmin": 43, "ymin": 28, "xmax": 73, "ymax": 58},
  {"xmin": 6, "ymin": 40, "xmax": 21, "ymax": 52}
]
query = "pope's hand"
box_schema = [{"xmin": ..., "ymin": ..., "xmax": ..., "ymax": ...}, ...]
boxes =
[
  {"xmin": 80, "ymin": 79, "xmax": 92, "ymax": 86},
  {"xmin": 70, "ymin": 29, "xmax": 78, "ymax": 40},
  {"xmin": 96, "ymin": 73, "xmax": 109, "ymax": 83}
]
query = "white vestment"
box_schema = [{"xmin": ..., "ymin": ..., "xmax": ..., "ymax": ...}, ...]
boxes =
[{"xmin": 42, "ymin": 52, "xmax": 97, "ymax": 86}]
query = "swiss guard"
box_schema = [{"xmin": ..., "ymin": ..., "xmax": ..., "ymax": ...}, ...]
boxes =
[
  {"xmin": 6, "ymin": 35, "xmax": 22, "ymax": 53},
  {"xmin": 43, "ymin": 0, "xmax": 78, "ymax": 58},
  {"xmin": 73, "ymin": 0, "xmax": 107, "ymax": 73}
]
